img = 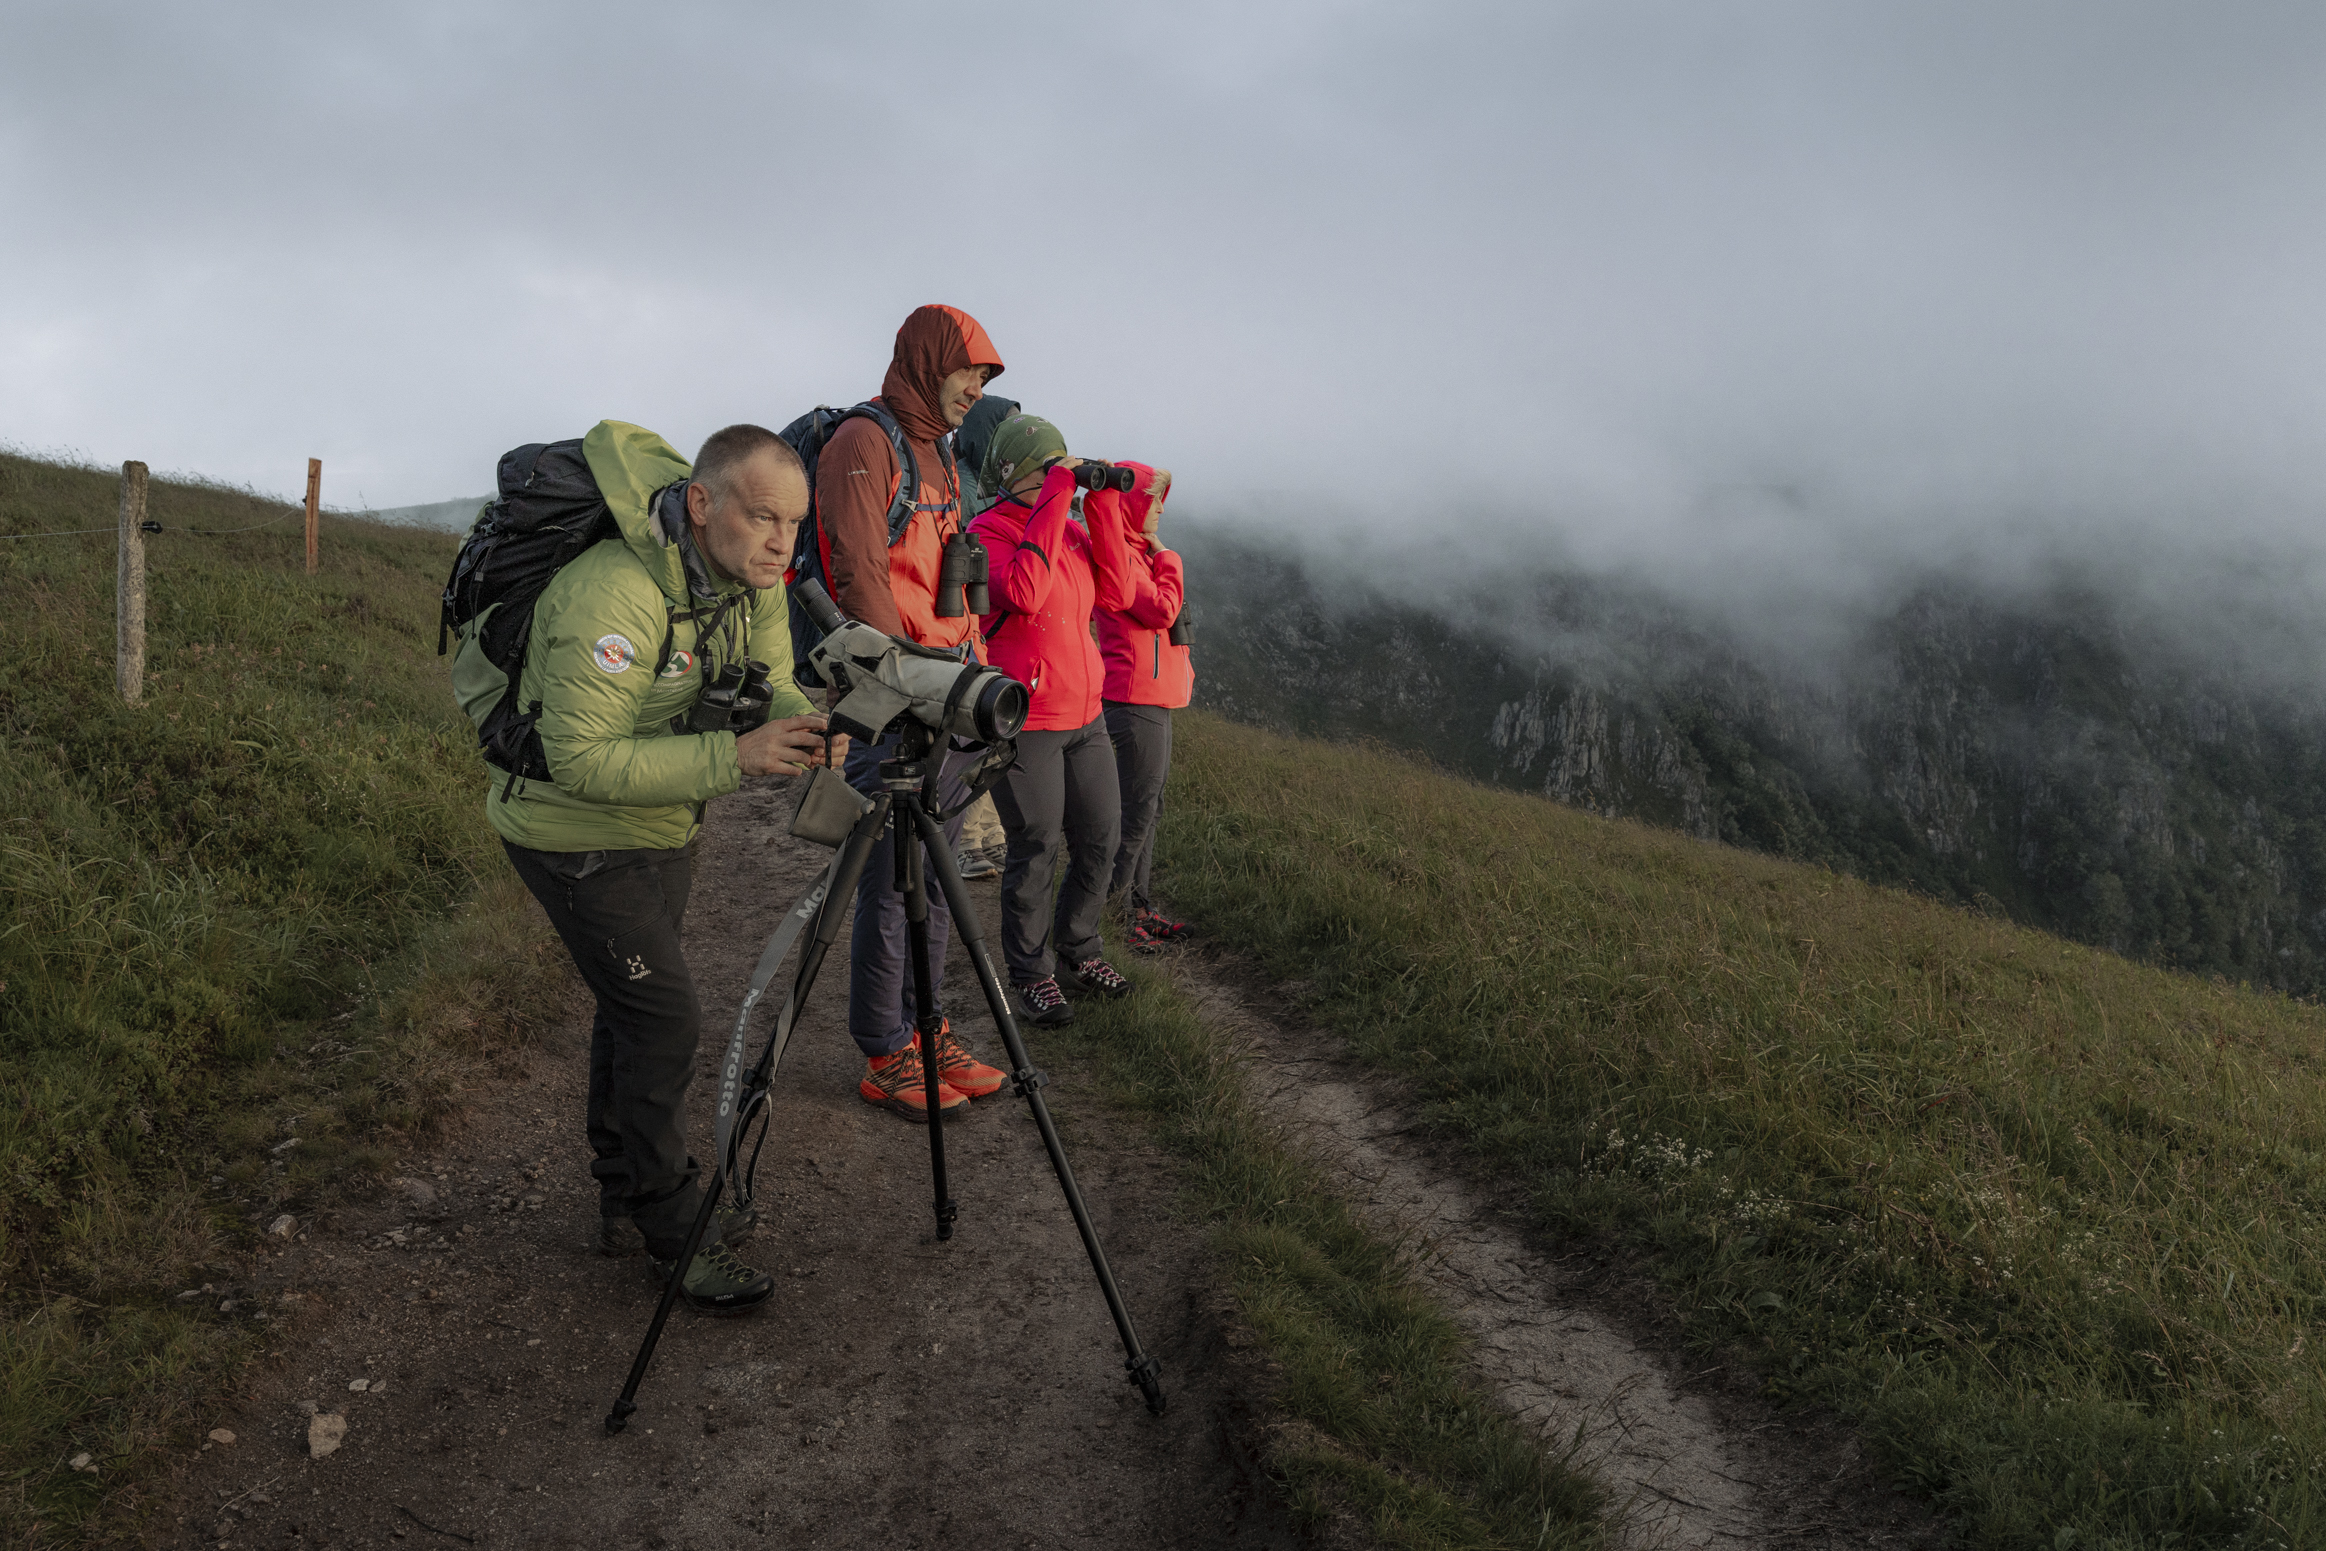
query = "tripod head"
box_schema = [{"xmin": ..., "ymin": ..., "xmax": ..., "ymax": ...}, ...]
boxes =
[{"xmin": 879, "ymin": 720, "xmax": 941, "ymax": 794}]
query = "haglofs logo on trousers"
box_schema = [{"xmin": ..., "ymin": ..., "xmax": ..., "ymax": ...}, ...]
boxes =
[{"xmin": 626, "ymin": 955, "xmax": 651, "ymax": 981}]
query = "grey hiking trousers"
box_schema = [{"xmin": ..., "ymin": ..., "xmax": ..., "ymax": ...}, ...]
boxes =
[
  {"xmin": 991, "ymin": 717, "xmax": 1122, "ymax": 983},
  {"xmin": 1103, "ymin": 702, "xmax": 1172, "ymax": 908},
  {"xmin": 504, "ymin": 841, "xmax": 718, "ymax": 1261}
]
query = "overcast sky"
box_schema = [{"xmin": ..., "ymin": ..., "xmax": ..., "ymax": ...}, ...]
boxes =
[{"xmin": 7, "ymin": 1, "xmax": 2325, "ymax": 594}]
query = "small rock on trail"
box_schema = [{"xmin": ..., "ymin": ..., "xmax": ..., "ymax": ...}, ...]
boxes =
[{"xmin": 306, "ymin": 1413, "xmax": 346, "ymax": 1460}]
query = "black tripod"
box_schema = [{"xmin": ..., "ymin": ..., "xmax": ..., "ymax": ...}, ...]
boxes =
[{"xmin": 606, "ymin": 722, "xmax": 1165, "ymax": 1431}]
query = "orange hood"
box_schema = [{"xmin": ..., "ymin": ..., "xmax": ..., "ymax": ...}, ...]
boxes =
[{"xmin": 880, "ymin": 304, "xmax": 1005, "ymax": 445}]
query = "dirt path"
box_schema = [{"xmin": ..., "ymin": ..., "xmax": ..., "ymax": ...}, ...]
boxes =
[
  {"xmin": 1165, "ymin": 956, "xmax": 1949, "ymax": 1551},
  {"xmin": 168, "ymin": 778, "xmax": 1950, "ymax": 1551},
  {"xmin": 168, "ymin": 780, "xmax": 1293, "ymax": 1551}
]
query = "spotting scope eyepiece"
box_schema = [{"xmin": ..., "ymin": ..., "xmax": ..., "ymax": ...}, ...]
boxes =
[{"xmin": 795, "ymin": 578, "xmax": 847, "ymax": 636}]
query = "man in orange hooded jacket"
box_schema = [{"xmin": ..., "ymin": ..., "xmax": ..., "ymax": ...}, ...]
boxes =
[{"xmin": 820, "ymin": 305, "xmax": 1009, "ymax": 1121}]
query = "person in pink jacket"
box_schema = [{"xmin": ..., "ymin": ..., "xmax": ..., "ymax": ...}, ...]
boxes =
[
  {"xmin": 969, "ymin": 413, "xmax": 1136, "ymax": 1024},
  {"xmin": 1094, "ymin": 463, "xmax": 1195, "ymax": 952}
]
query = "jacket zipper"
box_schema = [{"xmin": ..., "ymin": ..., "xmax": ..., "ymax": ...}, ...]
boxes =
[{"xmin": 1152, "ymin": 633, "xmax": 1160, "ymax": 678}]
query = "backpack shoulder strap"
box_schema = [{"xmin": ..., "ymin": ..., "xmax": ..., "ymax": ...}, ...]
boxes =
[{"xmin": 843, "ymin": 401, "xmax": 922, "ymax": 546}]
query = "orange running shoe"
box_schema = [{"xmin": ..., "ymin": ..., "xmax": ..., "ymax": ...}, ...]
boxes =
[
  {"xmin": 859, "ymin": 1039, "xmax": 968, "ymax": 1122},
  {"xmin": 931, "ymin": 1019, "xmax": 1006, "ymax": 1100}
]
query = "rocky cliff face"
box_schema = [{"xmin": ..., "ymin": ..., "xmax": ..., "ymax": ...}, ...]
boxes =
[{"xmin": 1178, "ymin": 526, "xmax": 2326, "ymax": 995}]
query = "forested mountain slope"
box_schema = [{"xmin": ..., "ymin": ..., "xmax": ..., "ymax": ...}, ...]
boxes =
[{"xmin": 1179, "ymin": 524, "xmax": 2326, "ymax": 994}]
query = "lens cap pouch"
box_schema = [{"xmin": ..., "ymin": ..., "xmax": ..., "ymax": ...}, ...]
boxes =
[{"xmin": 789, "ymin": 766, "xmax": 873, "ymax": 849}]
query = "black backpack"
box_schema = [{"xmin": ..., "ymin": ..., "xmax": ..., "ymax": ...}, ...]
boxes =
[
  {"xmin": 777, "ymin": 401, "xmax": 961, "ymax": 684},
  {"xmin": 951, "ymin": 393, "xmax": 1018, "ymax": 520},
  {"xmin": 438, "ymin": 440, "xmax": 644, "ymax": 786}
]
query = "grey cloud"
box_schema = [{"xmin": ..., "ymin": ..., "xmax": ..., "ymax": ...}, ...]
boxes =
[{"xmin": 6, "ymin": 0, "xmax": 2326, "ymax": 619}]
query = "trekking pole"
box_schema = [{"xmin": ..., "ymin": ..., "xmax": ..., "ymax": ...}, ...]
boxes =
[
  {"xmin": 605, "ymin": 798, "xmax": 888, "ymax": 1435},
  {"xmin": 907, "ymin": 800, "xmax": 1166, "ymax": 1415}
]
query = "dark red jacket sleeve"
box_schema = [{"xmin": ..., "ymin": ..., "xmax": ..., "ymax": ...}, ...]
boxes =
[{"xmin": 817, "ymin": 416, "xmax": 906, "ymax": 636}]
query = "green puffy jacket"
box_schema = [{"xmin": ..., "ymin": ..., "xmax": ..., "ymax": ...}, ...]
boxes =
[{"xmin": 464, "ymin": 420, "xmax": 815, "ymax": 853}]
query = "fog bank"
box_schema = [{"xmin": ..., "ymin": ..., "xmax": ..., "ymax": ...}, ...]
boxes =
[{"xmin": 7, "ymin": 2, "xmax": 2324, "ymax": 613}]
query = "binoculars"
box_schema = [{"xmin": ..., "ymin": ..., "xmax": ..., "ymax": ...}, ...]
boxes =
[
  {"xmin": 1070, "ymin": 461, "xmax": 1137, "ymax": 493},
  {"xmin": 683, "ymin": 659, "xmax": 775, "ymax": 735},
  {"xmin": 936, "ymin": 529, "xmax": 991, "ymax": 618}
]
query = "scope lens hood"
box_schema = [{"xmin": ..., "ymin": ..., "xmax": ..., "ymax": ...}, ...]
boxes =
[{"xmin": 972, "ymin": 674, "xmax": 1030, "ymax": 742}]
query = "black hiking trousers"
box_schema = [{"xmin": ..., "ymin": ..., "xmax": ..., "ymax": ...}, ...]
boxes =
[
  {"xmin": 503, "ymin": 840, "xmax": 718, "ymax": 1262},
  {"xmin": 1103, "ymin": 702, "xmax": 1172, "ymax": 909},
  {"xmin": 991, "ymin": 717, "xmax": 1122, "ymax": 984}
]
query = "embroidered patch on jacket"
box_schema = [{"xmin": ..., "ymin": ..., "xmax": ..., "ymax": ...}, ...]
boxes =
[
  {"xmin": 593, "ymin": 634, "xmax": 637, "ymax": 675},
  {"xmin": 659, "ymin": 649, "xmax": 694, "ymax": 679}
]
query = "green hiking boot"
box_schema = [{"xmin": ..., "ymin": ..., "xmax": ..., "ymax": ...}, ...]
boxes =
[
  {"xmin": 653, "ymin": 1240, "xmax": 775, "ymax": 1314},
  {"xmin": 597, "ymin": 1203, "xmax": 759, "ymax": 1258}
]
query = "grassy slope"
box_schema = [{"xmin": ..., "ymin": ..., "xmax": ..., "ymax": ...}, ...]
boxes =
[
  {"xmin": 1065, "ymin": 959, "xmax": 1609, "ymax": 1550},
  {"xmin": 18, "ymin": 441, "xmax": 2325, "ymax": 1547},
  {"xmin": 0, "ymin": 454, "xmax": 561, "ymax": 1544},
  {"xmin": 1158, "ymin": 712, "xmax": 2326, "ymax": 1551}
]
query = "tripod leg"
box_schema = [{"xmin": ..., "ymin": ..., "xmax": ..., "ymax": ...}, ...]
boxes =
[
  {"xmin": 901, "ymin": 807, "xmax": 959, "ymax": 1239},
  {"xmin": 907, "ymin": 801, "xmax": 1167, "ymax": 1416},
  {"xmin": 605, "ymin": 1156, "xmax": 724, "ymax": 1433},
  {"xmin": 729, "ymin": 798, "xmax": 892, "ymax": 1200},
  {"xmin": 615, "ymin": 797, "xmax": 893, "ymax": 1434}
]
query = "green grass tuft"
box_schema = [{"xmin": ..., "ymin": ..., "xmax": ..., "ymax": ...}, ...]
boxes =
[
  {"xmin": 0, "ymin": 452, "xmax": 562, "ymax": 1544},
  {"xmin": 1155, "ymin": 711, "xmax": 2326, "ymax": 1550},
  {"xmin": 1063, "ymin": 955, "xmax": 1610, "ymax": 1549}
]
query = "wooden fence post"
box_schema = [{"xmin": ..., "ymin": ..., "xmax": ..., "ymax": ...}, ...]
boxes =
[
  {"xmin": 117, "ymin": 461, "xmax": 148, "ymax": 704},
  {"xmin": 304, "ymin": 457, "xmax": 322, "ymax": 574}
]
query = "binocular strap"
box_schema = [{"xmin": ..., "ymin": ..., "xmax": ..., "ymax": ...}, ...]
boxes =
[{"xmin": 711, "ymin": 849, "xmax": 844, "ymax": 1184}]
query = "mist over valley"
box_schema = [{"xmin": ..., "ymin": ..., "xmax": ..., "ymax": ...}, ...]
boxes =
[{"xmin": 1177, "ymin": 514, "xmax": 2326, "ymax": 996}]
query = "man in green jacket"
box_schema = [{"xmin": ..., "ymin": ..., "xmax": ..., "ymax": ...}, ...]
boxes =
[{"xmin": 489, "ymin": 420, "xmax": 843, "ymax": 1313}]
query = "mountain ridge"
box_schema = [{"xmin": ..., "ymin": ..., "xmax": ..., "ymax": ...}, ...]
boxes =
[{"xmin": 1176, "ymin": 522, "xmax": 2326, "ymax": 995}]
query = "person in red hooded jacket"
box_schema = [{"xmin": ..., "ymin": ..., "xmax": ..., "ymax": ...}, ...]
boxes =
[
  {"xmin": 1094, "ymin": 464, "xmax": 1195, "ymax": 951},
  {"xmin": 969, "ymin": 413, "xmax": 1138, "ymax": 1024},
  {"xmin": 818, "ymin": 305, "xmax": 1011, "ymax": 1122}
]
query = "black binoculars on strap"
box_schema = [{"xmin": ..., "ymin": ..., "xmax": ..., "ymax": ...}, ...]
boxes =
[
  {"xmin": 936, "ymin": 529, "xmax": 991, "ymax": 618},
  {"xmin": 681, "ymin": 659, "xmax": 774, "ymax": 735}
]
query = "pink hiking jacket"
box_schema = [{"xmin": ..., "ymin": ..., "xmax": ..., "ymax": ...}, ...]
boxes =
[
  {"xmin": 1094, "ymin": 462, "xmax": 1192, "ymax": 709},
  {"xmin": 970, "ymin": 464, "xmax": 1133, "ymax": 731}
]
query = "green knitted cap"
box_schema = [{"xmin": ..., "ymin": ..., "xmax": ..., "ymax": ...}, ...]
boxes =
[{"xmin": 982, "ymin": 413, "xmax": 1068, "ymax": 497}]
